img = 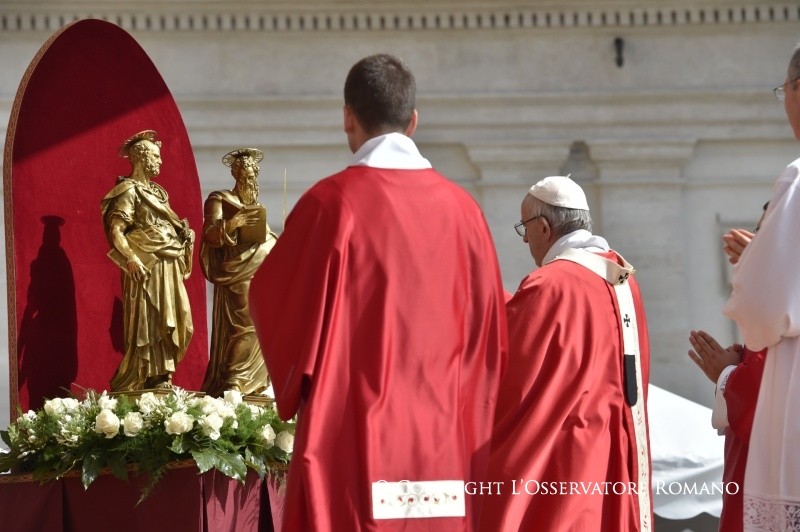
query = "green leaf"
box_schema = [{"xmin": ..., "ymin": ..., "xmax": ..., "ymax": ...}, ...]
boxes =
[
  {"xmin": 0, "ymin": 452, "xmax": 17, "ymax": 473},
  {"xmin": 191, "ymin": 449, "xmax": 218, "ymax": 474},
  {"xmin": 244, "ymin": 449, "xmax": 266, "ymax": 477},
  {"xmin": 214, "ymin": 452, "xmax": 247, "ymax": 482},
  {"xmin": 0, "ymin": 428, "xmax": 13, "ymax": 448},
  {"xmin": 106, "ymin": 454, "xmax": 129, "ymax": 481},
  {"xmin": 81, "ymin": 454, "xmax": 102, "ymax": 489},
  {"xmin": 170, "ymin": 435, "xmax": 189, "ymax": 455}
]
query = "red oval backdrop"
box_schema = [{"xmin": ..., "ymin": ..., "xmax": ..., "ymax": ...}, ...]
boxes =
[{"xmin": 3, "ymin": 19, "xmax": 208, "ymax": 413}]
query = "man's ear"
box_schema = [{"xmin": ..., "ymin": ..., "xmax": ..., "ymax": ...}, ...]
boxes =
[
  {"xmin": 405, "ymin": 109, "xmax": 418, "ymax": 137},
  {"xmin": 343, "ymin": 105, "xmax": 356, "ymax": 134},
  {"xmin": 540, "ymin": 216, "xmax": 553, "ymax": 241}
]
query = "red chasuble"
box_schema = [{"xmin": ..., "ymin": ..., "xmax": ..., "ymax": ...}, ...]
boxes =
[
  {"xmin": 480, "ymin": 252, "xmax": 653, "ymax": 531},
  {"xmin": 249, "ymin": 165, "xmax": 508, "ymax": 531},
  {"xmin": 720, "ymin": 348, "xmax": 766, "ymax": 532}
]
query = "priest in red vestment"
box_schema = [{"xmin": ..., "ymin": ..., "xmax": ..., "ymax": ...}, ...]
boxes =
[
  {"xmin": 688, "ymin": 330, "xmax": 766, "ymax": 532},
  {"xmin": 480, "ymin": 176, "xmax": 653, "ymax": 531},
  {"xmin": 249, "ymin": 54, "xmax": 508, "ymax": 531}
]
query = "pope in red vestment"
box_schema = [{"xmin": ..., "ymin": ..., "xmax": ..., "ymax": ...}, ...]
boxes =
[
  {"xmin": 480, "ymin": 176, "xmax": 653, "ymax": 531},
  {"xmin": 249, "ymin": 54, "xmax": 507, "ymax": 531}
]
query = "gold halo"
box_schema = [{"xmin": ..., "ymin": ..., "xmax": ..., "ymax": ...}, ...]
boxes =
[
  {"xmin": 119, "ymin": 130, "xmax": 158, "ymax": 158},
  {"xmin": 222, "ymin": 148, "xmax": 264, "ymax": 167}
]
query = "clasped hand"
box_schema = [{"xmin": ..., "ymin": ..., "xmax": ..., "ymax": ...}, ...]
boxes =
[
  {"xmin": 722, "ymin": 229, "xmax": 754, "ymax": 265},
  {"xmin": 687, "ymin": 330, "xmax": 742, "ymax": 384}
]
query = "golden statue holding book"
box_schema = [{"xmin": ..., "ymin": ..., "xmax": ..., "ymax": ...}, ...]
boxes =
[
  {"xmin": 200, "ymin": 148, "xmax": 276, "ymax": 396},
  {"xmin": 101, "ymin": 130, "xmax": 195, "ymax": 391}
]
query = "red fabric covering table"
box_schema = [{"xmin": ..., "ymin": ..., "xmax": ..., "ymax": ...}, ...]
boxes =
[{"xmin": 0, "ymin": 463, "xmax": 285, "ymax": 531}]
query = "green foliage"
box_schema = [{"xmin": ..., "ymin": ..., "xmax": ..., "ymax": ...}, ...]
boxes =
[
  {"xmin": 0, "ymin": 388, "xmax": 294, "ymax": 501},
  {"xmin": 81, "ymin": 453, "xmax": 102, "ymax": 489}
]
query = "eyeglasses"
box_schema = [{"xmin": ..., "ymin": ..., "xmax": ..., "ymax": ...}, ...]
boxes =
[
  {"xmin": 514, "ymin": 215, "xmax": 544, "ymax": 237},
  {"xmin": 774, "ymin": 77, "xmax": 800, "ymax": 101}
]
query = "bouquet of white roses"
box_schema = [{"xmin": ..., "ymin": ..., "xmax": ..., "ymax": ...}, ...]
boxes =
[{"xmin": 0, "ymin": 388, "xmax": 294, "ymax": 501}]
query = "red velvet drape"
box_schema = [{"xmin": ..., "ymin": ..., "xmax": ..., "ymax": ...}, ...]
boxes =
[{"xmin": 3, "ymin": 19, "xmax": 208, "ymax": 414}]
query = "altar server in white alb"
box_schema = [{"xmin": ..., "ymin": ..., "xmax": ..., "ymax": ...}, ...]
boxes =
[{"xmin": 723, "ymin": 43, "xmax": 800, "ymax": 531}]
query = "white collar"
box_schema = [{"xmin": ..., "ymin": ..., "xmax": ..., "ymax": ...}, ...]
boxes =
[
  {"xmin": 542, "ymin": 229, "xmax": 611, "ymax": 266},
  {"xmin": 351, "ymin": 133, "xmax": 432, "ymax": 169}
]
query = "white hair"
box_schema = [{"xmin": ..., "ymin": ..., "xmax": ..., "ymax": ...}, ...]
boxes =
[
  {"xmin": 791, "ymin": 42, "xmax": 800, "ymax": 80},
  {"xmin": 523, "ymin": 194, "xmax": 592, "ymax": 238}
]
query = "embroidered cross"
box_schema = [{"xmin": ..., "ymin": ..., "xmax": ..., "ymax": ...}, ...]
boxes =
[{"xmin": 623, "ymin": 314, "xmax": 631, "ymax": 327}]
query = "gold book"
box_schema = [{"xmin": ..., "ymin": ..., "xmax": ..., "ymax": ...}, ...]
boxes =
[
  {"xmin": 107, "ymin": 244, "xmax": 159, "ymax": 274},
  {"xmin": 235, "ymin": 204, "xmax": 267, "ymax": 245}
]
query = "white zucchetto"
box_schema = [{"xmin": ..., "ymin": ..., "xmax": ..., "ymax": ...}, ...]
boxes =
[{"xmin": 528, "ymin": 175, "xmax": 589, "ymax": 210}]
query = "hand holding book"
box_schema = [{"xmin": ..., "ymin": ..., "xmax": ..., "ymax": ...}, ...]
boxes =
[{"xmin": 225, "ymin": 204, "xmax": 267, "ymax": 245}]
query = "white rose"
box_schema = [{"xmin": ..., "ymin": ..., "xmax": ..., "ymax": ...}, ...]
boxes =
[
  {"xmin": 97, "ymin": 392, "xmax": 118, "ymax": 411},
  {"xmin": 186, "ymin": 396, "xmax": 201, "ymax": 409},
  {"xmin": 94, "ymin": 409, "xmax": 120, "ymax": 439},
  {"xmin": 217, "ymin": 404, "xmax": 236, "ymax": 420},
  {"xmin": 223, "ymin": 390, "xmax": 243, "ymax": 407},
  {"xmin": 138, "ymin": 392, "xmax": 160, "ymax": 415},
  {"xmin": 122, "ymin": 412, "xmax": 144, "ymax": 437},
  {"xmin": 275, "ymin": 431, "xmax": 294, "ymax": 454},
  {"xmin": 44, "ymin": 398, "xmax": 65, "ymax": 416},
  {"xmin": 198, "ymin": 395, "xmax": 220, "ymax": 415},
  {"xmin": 199, "ymin": 396, "xmax": 236, "ymax": 419},
  {"xmin": 200, "ymin": 413, "xmax": 224, "ymax": 440},
  {"xmin": 164, "ymin": 411, "xmax": 194, "ymax": 435},
  {"xmin": 61, "ymin": 398, "xmax": 80, "ymax": 411},
  {"xmin": 261, "ymin": 425, "xmax": 276, "ymax": 447},
  {"xmin": 20, "ymin": 410, "xmax": 37, "ymax": 423}
]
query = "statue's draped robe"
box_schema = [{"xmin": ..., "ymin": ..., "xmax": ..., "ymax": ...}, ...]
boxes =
[
  {"xmin": 200, "ymin": 190, "xmax": 274, "ymax": 396},
  {"xmin": 101, "ymin": 177, "xmax": 193, "ymax": 391}
]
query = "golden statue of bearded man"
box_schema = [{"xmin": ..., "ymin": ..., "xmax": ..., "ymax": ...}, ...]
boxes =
[
  {"xmin": 200, "ymin": 148, "xmax": 276, "ymax": 396},
  {"xmin": 101, "ymin": 130, "xmax": 195, "ymax": 391}
]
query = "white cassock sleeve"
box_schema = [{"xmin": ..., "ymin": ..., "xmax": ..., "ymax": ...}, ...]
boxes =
[
  {"xmin": 711, "ymin": 364, "xmax": 737, "ymax": 434},
  {"xmin": 724, "ymin": 159, "xmax": 800, "ymax": 351}
]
